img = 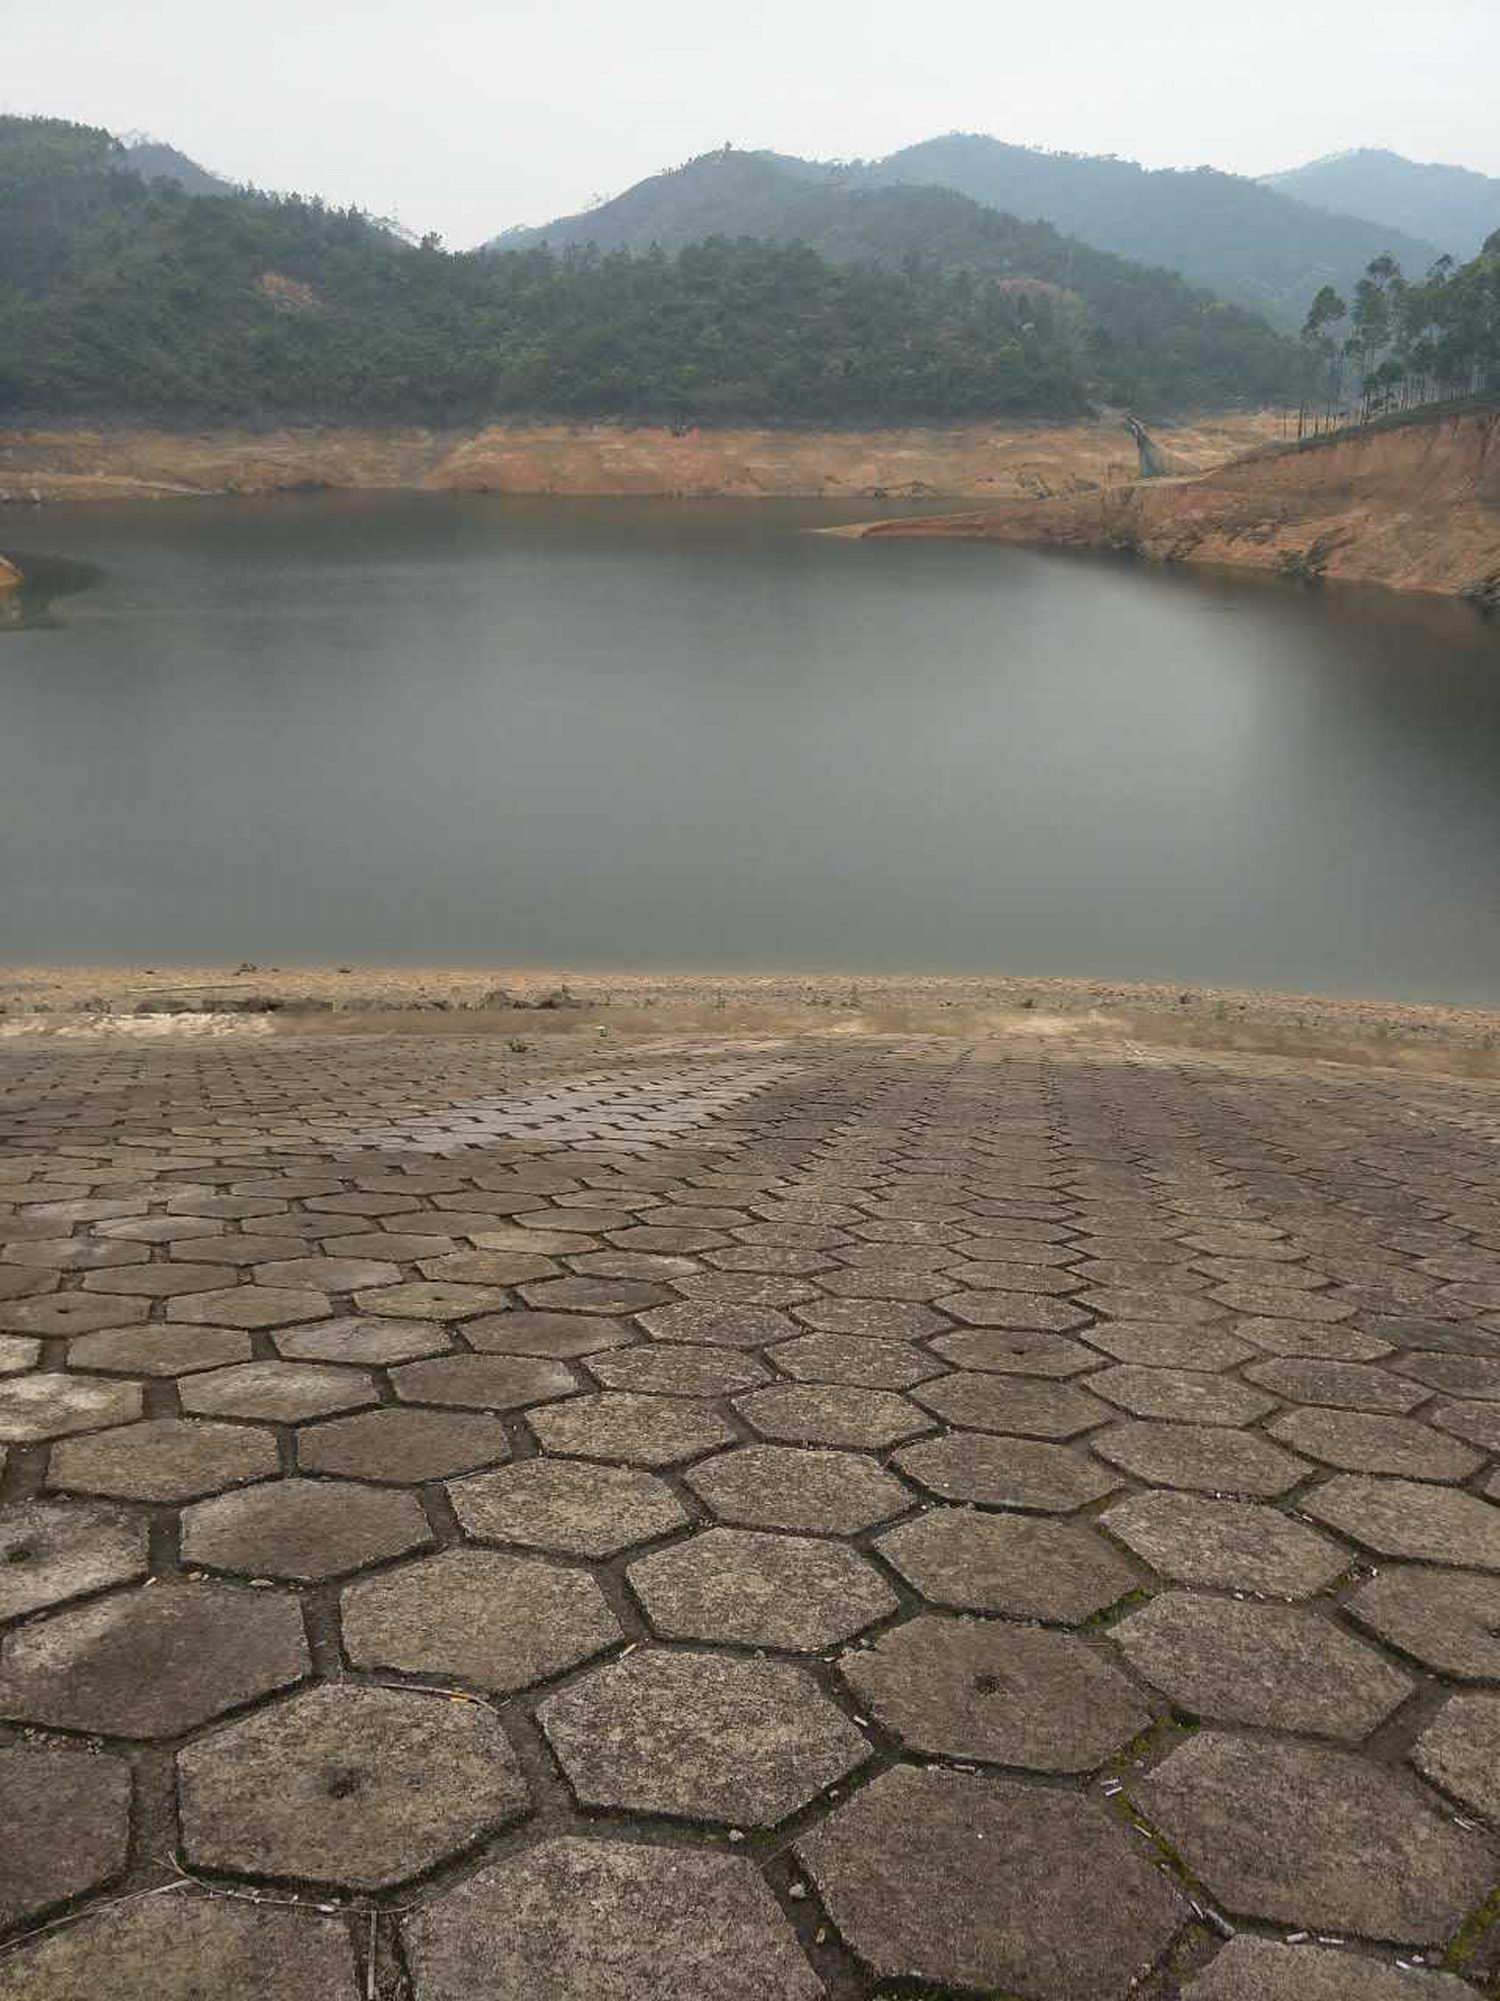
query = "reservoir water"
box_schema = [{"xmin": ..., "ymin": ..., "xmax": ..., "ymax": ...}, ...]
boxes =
[{"xmin": 2, "ymin": 493, "xmax": 1498, "ymax": 1003}]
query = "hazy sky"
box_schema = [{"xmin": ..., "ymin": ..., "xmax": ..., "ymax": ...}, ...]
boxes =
[{"xmin": 4, "ymin": 0, "xmax": 1497, "ymax": 247}]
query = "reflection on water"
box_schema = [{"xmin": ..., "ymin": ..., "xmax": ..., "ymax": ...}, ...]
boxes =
[
  {"xmin": 0, "ymin": 551, "xmax": 105, "ymax": 629},
  {"xmin": 1, "ymin": 493, "xmax": 1497, "ymax": 1003}
]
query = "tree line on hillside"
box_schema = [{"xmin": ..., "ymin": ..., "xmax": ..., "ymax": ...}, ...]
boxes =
[
  {"xmin": 501, "ymin": 146, "xmax": 1312, "ymax": 395},
  {"xmin": 512, "ymin": 138, "xmax": 1450, "ymax": 329},
  {"xmin": 1298, "ymin": 236, "xmax": 1500, "ymax": 433},
  {"xmin": 0, "ymin": 115, "xmax": 1311, "ymax": 425}
]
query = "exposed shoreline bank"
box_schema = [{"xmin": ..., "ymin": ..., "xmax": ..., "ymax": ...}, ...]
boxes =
[
  {"xmin": 5, "ymin": 966, "xmax": 1498, "ymax": 1080},
  {"xmin": 852, "ymin": 403, "xmax": 1500, "ymax": 601},
  {"xmin": 0, "ymin": 413, "xmax": 1280, "ymax": 508}
]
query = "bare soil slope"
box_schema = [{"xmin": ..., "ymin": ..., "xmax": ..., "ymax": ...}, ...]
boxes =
[
  {"xmin": 858, "ymin": 403, "xmax": 1500, "ymax": 599},
  {"xmin": 0, "ymin": 413, "xmax": 1279, "ymax": 506}
]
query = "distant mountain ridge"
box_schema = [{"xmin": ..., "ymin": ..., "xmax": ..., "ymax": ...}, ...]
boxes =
[
  {"xmin": 1264, "ymin": 148, "xmax": 1500, "ymax": 262},
  {"xmin": 497, "ymin": 135, "xmax": 1447, "ymax": 327}
]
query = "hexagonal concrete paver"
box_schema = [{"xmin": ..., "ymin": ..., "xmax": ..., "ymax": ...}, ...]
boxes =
[
  {"xmin": 177, "ymin": 1358, "xmax": 378, "ymax": 1423},
  {"xmin": 404, "ymin": 1837, "xmax": 822, "ymax": 2001},
  {"xmin": 308, "ymin": 1191, "xmax": 422, "ymax": 1217},
  {"xmin": 629, "ymin": 1527, "xmax": 897, "ymax": 1650},
  {"xmin": 299, "ymin": 1405, "xmax": 510, "ymax": 1482},
  {"xmin": 878, "ymin": 1508, "xmax": 1137, "ymax": 1621},
  {"xmin": 1268, "ymin": 1409, "xmax": 1482, "ymax": 1481},
  {"xmin": 352, "ymin": 1280, "xmax": 511, "ymax": 1320},
  {"xmin": 67, "ymin": 1323, "xmax": 254, "ymax": 1376},
  {"xmin": 16, "ymin": 972, "xmax": 1500, "ymax": 1995},
  {"xmin": 416, "ymin": 1250, "xmax": 559, "ymax": 1289},
  {"xmin": 1346, "ymin": 1566, "xmax": 1500, "ymax": 1680},
  {"xmin": 172, "ymin": 1235, "xmax": 303, "ymax": 1268},
  {"xmin": 816, "ymin": 1264, "xmax": 949, "ymax": 1303},
  {"xmin": 47, "ymin": 1416, "xmax": 279, "ymax": 1502},
  {"xmin": 0, "ymin": 1497, "xmax": 149, "ymax": 1621},
  {"xmin": 929, "ymin": 1327, "xmax": 1099, "ymax": 1377},
  {"xmin": 1245, "ymin": 1359, "xmax": 1429, "ymax": 1416},
  {"xmin": 563, "ymin": 1249, "xmax": 702, "ymax": 1283},
  {"xmin": 1090, "ymin": 1365, "xmax": 1278, "ymax": 1427},
  {"xmin": 251, "ymin": 1255, "xmax": 406, "ymax": 1293},
  {"xmin": 1413, "ymin": 1693, "xmax": 1500, "ymax": 1822},
  {"xmin": 793, "ymin": 1298, "xmax": 947, "ymax": 1340},
  {"xmin": 450, "ymin": 1456, "xmax": 687, "ymax": 1555},
  {"xmin": 639, "ymin": 1301, "xmax": 796, "ymax": 1349},
  {"xmin": 798, "ymin": 1764, "xmax": 1186, "ymax": 1999},
  {"xmin": 167, "ymin": 1287, "xmax": 333, "ymax": 1330},
  {"xmin": 767, "ymin": 1332, "xmax": 941, "ymax": 1389},
  {"xmin": 1233, "ymin": 1316, "xmax": 1396, "ymax": 1361},
  {"xmin": 1135, "ymin": 1732, "xmax": 1496, "ymax": 1941},
  {"xmin": 1099, "ymin": 1491, "xmax": 1352, "ymax": 1598},
  {"xmin": 895, "ymin": 1430, "xmax": 1122, "ymax": 1512},
  {"xmin": 342, "ymin": 1548, "xmax": 620, "ymax": 1694},
  {"xmin": 528, "ymin": 1390, "xmax": 736, "ymax": 1466},
  {"xmin": 0, "ymin": 1272, "xmax": 59, "ymax": 1310},
  {"xmin": 1301, "ymin": 1477, "xmax": 1500, "ymax": 1569},
  {"xmin": 177, "ymin": 1684, "xmax": 529, "ymax": 1890},
  {"xmin": 1185, "ymin": 1936, "xmax": 1484, "ymax": 1999},
  {"xmin": 676, "ymin": 1276, "xmax": 823, "ymax": 1312},
  {"xmin": 463, "ymin": 1310, "xmax": 636, "ymax": 1359},
  {"xmin": 181, "ymin": 1476, "xmax": 433, "ymax": 1580},
  {"xmin": 0, "ymin": 1334, "xmax": 41, "ymax": 1375},
  {"xmin": 391, "ymin": 1352, "xmax": 579, "ymax": 1411},
  {"xmin": 515, "ymin": 1208, "xmax": 633, "ymax": 1237},
  {"xmin": 587, "ymin": 1343, "xmax": 769, "ymax": 1396},
  {"xmin": 0, "ymin": 1888, "xmax": 357, "ymax": 2001},
  {"xmin": 934, "ymin": 1290, "xmax": 1093, "ymax": 1333},
  {"xmin": 1395, "ymin": 1351, "xmax": 1500, "ymax": 1399},
  {"xmin": 0, "ymin": 1293, "xmax": 150, "ymax": 1338},
  {"xmin": 953, "ymin": 1229, "xmax": 1071, "ymax": 1260},
  {"xmin": 1091, "ymin": 1421, "xmax": 1310, "ymax": 1497},
  {"xmin": 941, "ymin": 1259, "xmax": 1083, "ymax": 1298},
  {"xmin": 522, "ymin": 1276, "xmax": 675, "ymax": 1316},
  {"xmin": 843, "ymin": 1613, "xmax": 1151, "ymax": 1770},
  {"xmin": 0, "ymin": 1373, "xmax": 142, "ymax": 1443},
  {"xmin": 687, "ymin": 1443, "xmax": 914, "ymax": 1534},
  {"xmin": 1111, "ymin": 1592, "xmax": 1413, "ymax": 1738},
  {"xmin": 1191, "ymin": 1255, "xmax": 1328, "ymax": 1291},
  {"xmin": 6, "ymin": 1235, "xmax": 148, "ymax": 1271},
  {"xmin": 1433, "ymin": 1401, "xmax": 1500, "ymax": 1452},
  {"xmin": 82, "ymin": 1260, "xmax": 240, "ymax": 1299},
  {"xmin": 539, "ymin": 1647, "xmax": 868, "ymax": 1825},
  {"xmin": 1370, "ymin": 1319, "xmax": 1500, "ymax": 1361},
  {"xmin": 914, "ymin": 1372, "xmax": 1110, "ymax": 1439},
  {"xmin": 0, "ymin": 1576, "xmax": 308, "ymax": 1738},
  {"xmin": 274, "ymin": 1315, "xmax": 451, "ymax": 1364},
  {"xmin": 1081, "ymin": 1287, "xmax": 1226, "ymax": 1326},
  {"xmin": 1080, "ymin": 1321, "xmax": 1258, "ymax": 1370},
  {"xmin": 0, "ymin": 1741, "xmax": 131, "ymax": 1931},
  {"xmin": 733, "ymin": 1384, "xmax": 932, "ymax": 1449}
]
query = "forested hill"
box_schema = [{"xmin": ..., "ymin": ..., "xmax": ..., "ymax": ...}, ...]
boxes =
[
  {"xmin": 494, "ymin": 150, "xmax": 1300, "ymax": 394},
  {"xmin": 121, "ymin": 138, "xmax": 238, "ymax": 199},
  {"xmin": 0, "ymin": 114, "xmax": 1305, "ymax": 425},
  {"xmin": 1264, "ymin": 150, "xmax": 1500, "ymax": 264},
  {"xmin": 502, "ymin": 137, "xmax": 1444, "ymax": 328}
]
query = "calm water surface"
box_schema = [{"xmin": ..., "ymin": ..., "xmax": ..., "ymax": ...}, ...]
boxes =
[{"xmin": 3, "ymin": 493, "xmax": 1499, "ymax": 1002}]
